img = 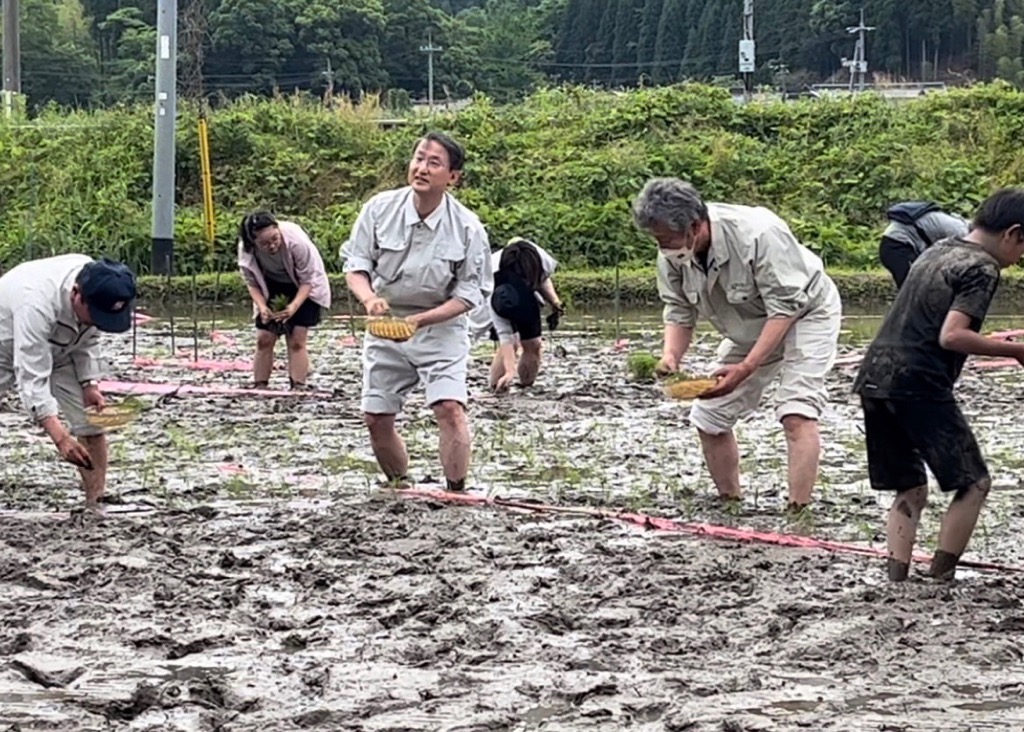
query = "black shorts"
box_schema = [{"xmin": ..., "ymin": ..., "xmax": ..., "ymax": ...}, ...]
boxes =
[
  {"xmin": 488, "ymin": 303, "xmax": 542, "ymax": 343},
  {"xmin": 860, "ymin": 396, "xmax": 989, "ymax": 493},
  {"xmin": 255, "ymin": 278, "xmax": 323, "ymax": 332}
]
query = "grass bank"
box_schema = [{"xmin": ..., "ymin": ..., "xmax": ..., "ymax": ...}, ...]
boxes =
[{"xmin": 135, "ymin": 267, "xmax": 936, "ymax": 311}]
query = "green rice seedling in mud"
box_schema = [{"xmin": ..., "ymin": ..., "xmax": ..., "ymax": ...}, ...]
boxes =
[
  {"xmin": 322, "ymin": 454, "xmax": 378, "ymax": 475},
  {"xmin": 224, "ymin": 473, "xmax": 258, "ymax": 500},
  {"xmin": 166, "ymin": 424, "xmax": 201, "ymax": 458},
  {"xmin": 626, "ymin": 351, "xmax": 659, "ymax": 382}
]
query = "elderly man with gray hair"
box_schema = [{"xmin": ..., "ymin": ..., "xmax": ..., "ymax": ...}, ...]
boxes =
[{"xmin": 632, "ymin": 178, "xmax": 842, "ymax": 511}]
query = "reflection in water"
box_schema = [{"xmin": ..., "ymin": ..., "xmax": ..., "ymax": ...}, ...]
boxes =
[{"xmin": 137, "ymin": 299, "xmax": 1024, "ymax": 349}]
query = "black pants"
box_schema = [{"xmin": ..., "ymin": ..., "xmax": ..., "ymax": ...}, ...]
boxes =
[{"xmin": 879, "ymin": 237, "xmax": 919, "ymax": 290}]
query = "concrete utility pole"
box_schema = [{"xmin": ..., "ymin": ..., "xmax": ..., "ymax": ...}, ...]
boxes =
[
  {"xmin": 2, "ymin": 0, "xmax": 20, "ymax": 117},
  {"xmin": 420, "ymin": 31, "xmax": 442, "ymax": 113},
  {"xmin": 738, "ymin": 0, "xmax": 755, "ymax": 103},
  {"xmin": 151, "ymin": 0, "xmax": 177, "ymax": 275},
  {"xmin": 322, "ymin": 57, "xmax": 335, "ymax": 105},
  {"xmin": 841, "ymin": 8, "xmax": 874, "ymax": 92}
]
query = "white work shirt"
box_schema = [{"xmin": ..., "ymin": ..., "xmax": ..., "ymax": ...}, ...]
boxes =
[
  {"xmin": 467, "ymin": 242, "xmax": 558, "ymax": 343},
  {"xmin": 340, "ymin": 186, "xmax": 492, "ymax": 319},
  {"xmin": 657, "ymin": 203, "xmax": 836, "ymax": 347},
  {"xmin": 0, "ymin": 254, "xmax": 106, "ymax": 422}
]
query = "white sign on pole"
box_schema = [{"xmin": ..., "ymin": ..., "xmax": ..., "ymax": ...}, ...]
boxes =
[{"xmin": 738, "ymin": 40, "xmax": 755, "ymax": 73}]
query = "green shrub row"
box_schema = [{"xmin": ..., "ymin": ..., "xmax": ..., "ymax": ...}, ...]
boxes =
[{"xmin": 4, "ymin": 82, "xmax": 1024, "ymax": 276}]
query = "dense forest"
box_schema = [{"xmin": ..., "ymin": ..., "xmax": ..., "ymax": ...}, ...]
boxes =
[{"xmin": 5, "ymin": 0, "xmax": 1024, "ymax": 110}]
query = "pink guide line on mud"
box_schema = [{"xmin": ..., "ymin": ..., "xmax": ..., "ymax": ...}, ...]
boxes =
[
  {"xmin": 132, "ymin": 357, "xmax": 255, "ymax": 372},
  {"xmin": 99, "ymin": 380, "xmax": 332, "ymax": 398},
  {"xmin": 396, "ymin": 488, "xmax": 1024, "ymax": 575}
]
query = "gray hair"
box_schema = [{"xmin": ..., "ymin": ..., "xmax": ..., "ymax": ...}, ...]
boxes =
[{"xmin": 631, "ymin": 177, "xmax": 709, "ymax": 232}]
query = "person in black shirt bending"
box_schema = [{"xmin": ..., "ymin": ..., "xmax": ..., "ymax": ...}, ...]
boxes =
[{"xmin": 854, "ymin": 188, "xmax": 1024, "ymax": 582}]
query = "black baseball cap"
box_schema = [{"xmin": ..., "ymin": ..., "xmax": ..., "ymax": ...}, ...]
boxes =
[
  {"xmin": 491, "ymin": 280, "xmax": 536, "ymax": 321},
  {"xmin": 76, "ymin": 258, "xmax": 137, "ymax": 333}
]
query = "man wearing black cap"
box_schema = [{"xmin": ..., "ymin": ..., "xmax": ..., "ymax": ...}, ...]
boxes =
[{"xmin": 0, "ymin": 254, "xmax": 137, "ymax": 508}]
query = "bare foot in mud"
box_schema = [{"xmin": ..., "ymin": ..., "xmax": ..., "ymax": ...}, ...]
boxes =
[
  {"xmin": 68, "ymin": 502, "xmax": 107, "ymax": 525},
  {"xmin": 928, "ymin": 549, "xmax": 960, "ymax": 582}
]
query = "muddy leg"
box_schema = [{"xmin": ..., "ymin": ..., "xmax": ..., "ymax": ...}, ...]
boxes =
[
  {"xmin": 781, "ymin": 414, "xmax": 820, "ymax": 508},
  {"xmin": 697, "ymin": 428, "xmax": 742, "ymax": 500},
  {"xmin": 886, "ymin": 484, "xmax": 928, "ymax": 581},
  {"xmin": 254, "ymin": 330, "xmax": 277, "ymax": 386},
  {"xmin": 364, "ymin": 413, "xmax": 409, "ymax": 483},
  {"xmin": 286, "ymin": 326, "xmax": 310, "ymax": 387},
  {"xmin": 432, "ymin": 400, "xmax": 471, "ymax": 492},
  {"xmin": 79, "ymin": 434, "xmax": 108, "ymax": 506},
  {"xmin": 517, "ymin": 338, "xmax": 542, "ymax": 387},
  {"xmin": 931, "ymin": 478, "xmax": 991, "ymax": 581}
]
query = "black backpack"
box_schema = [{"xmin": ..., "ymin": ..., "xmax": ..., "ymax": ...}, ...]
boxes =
[{"xmin": 886, "ymin": 201, "xmax": 943, "ymax": 249}]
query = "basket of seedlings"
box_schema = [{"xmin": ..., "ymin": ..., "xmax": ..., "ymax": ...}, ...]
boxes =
[
  {"xmin": 662, "ymin": 372, "xmax": 718, "ymax": 401},
  {"xmin": 366, "ymin": 316, "xmax": 418, "ymax": 342},
  {"xmin": 84, "ymin": 396, "xmax": 147, "ymax": 430}
]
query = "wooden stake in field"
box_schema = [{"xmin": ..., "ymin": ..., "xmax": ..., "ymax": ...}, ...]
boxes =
[
  {"xmin": 347, "ymin": 288, "xmax": 357, "ymax": 338},
  {"xmin": 212, "ymin": 268, "xmax": 220, "ymax": 338},
  {"xmin": 191, "ymin": 271, "xmax": 199, "ymax": 363},
  {"xmin": 614, "ymin": 247, "xmax": 621, "ymax": 341},
  {"xmin": 166, "ymin": 254, "xmax": 176, "ymax": 356}
]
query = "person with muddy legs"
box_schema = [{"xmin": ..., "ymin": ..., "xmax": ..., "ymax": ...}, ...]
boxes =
[
  {"xmin": 631, "ymin": 178, "xmax": 842, "ymax": 512},
  {"xmin": 467, "ymin": 237, "xmax": 565, "ymax": 391},
  {"xmin": 854, "ymin": 188, "xmax": 1024, "ymax": 582},
  {"xmin": 237, "ymin": 211, "xmax": 332, "ymax": 390},
  {"xmin": 340, "ymin": 132, "xmax": 492, "ymax": 492},
  {"xmin": 0, "ymin": 255, "xmax": 137, "ymax": 508},
  {"xmin": 879, "ymin": 201, "xmax": 970, "ymax": 289}
]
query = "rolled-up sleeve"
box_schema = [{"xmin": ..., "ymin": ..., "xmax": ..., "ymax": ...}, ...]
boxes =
[
  {"xmin": 70, "ymin": 329, "xmax": 104, "ymax": 383},
  {"xmin": 12, "ymin": 304, "xmax": 60, "ymax": 422},
  {"xmin": 752, "ymin": 224, "xmax": 818, "ymax": 318},
  {"xmin": 657, "ymin": 256, "xmax": 697, "ymax": 327},
  {"xmin": 450, "ymin": 224, "xmax": 492, "ymax": 310},
  {"xmin": 340, "ymin": 202, "xmax": 377, "ymax": 275},
  {"xmin": 237, "ymin": 241, "xmax": 259, "ymax": 287}
]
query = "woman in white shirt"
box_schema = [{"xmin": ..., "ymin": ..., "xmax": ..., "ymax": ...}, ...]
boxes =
[{"xmin": 469, "ymin": 237, "xmax": 565, "ymax": 391}]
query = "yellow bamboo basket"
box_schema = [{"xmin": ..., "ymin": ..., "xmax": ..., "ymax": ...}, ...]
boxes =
[
  {"xmin": 84, "ymin": 399, "xmax": 145, "ymax": 430},
  {"xmin": 367, "ymin": 316, "xmax": 418, "ymax": 342},
  {"xmin": 663, "ymin": 376, "xmax": 717, "ymax": 401}
]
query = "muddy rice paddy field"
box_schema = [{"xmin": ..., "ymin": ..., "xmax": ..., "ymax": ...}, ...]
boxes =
[{"xmin": 3, "ymin": 307, "xmax": 1024, "ymax": 730}]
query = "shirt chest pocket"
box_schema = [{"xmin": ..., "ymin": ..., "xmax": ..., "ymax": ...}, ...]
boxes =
[
  {"xmin": 372, "ymin": 236, "xmax": 412, "ymax": 287},
  {"xmin": 724, "ymin": 278, "xmax": 764, "ymax": 316},
  {"xmin": 417, "ymin": 242, "xmax": 464, "ymax": 297}
]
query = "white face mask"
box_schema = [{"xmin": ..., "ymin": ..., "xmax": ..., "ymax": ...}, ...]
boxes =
[{"xmin": 661, "ymin": 246, "xmax": 694, "ymax": 265}]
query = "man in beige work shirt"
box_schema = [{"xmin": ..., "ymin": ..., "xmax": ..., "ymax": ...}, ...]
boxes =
[
  {"xmin": 0, "ymin": 254, "xmax": 137, "ymax": 508},
  {"xmin": 341, "ymin": 132, "xmax": 492, "ymax": 493},
  {"xmin": 632, "ymin": 178, "xmax": 842, "ymax": 511}
]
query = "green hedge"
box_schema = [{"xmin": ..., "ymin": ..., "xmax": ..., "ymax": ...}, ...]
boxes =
[
  {"xmin": 134, "ymin": 267, "xmax": 920, "ymax": 310},
  {"xmin": 4, "ymin": 82, "xmax": 1024, "ymax": 276}
]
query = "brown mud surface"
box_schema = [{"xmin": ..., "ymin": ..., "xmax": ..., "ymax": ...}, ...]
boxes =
[{"xmin": 3, "ymin": 312, "xmax": 1024, "ymax": 730}]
